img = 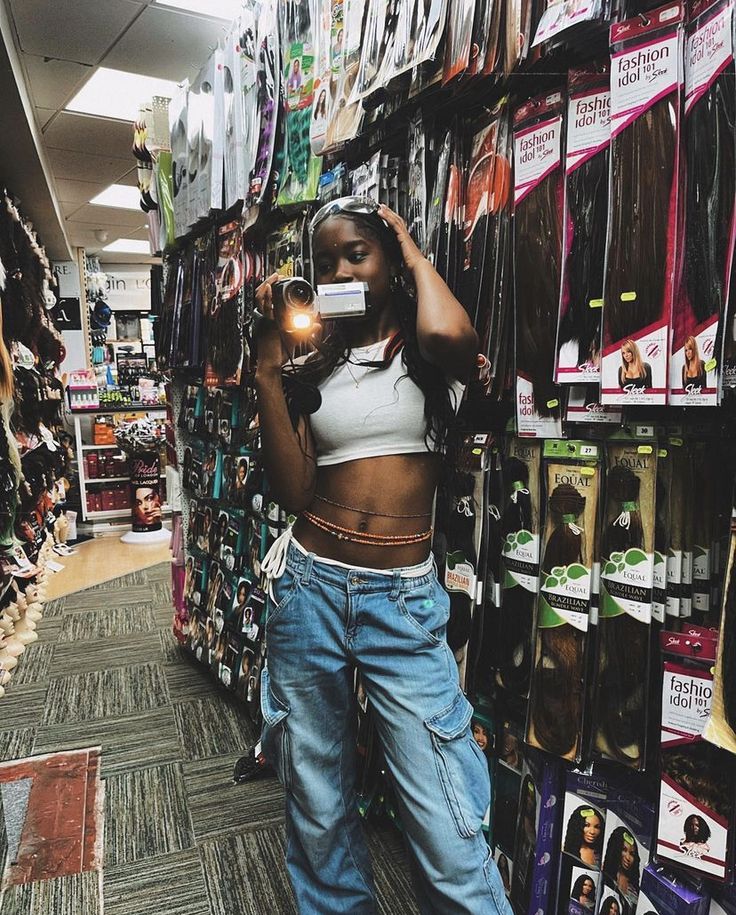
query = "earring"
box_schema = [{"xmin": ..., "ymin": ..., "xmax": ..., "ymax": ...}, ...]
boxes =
[{"xmin": 390, "ymin": 274, "xmax": 402, "ymax": 292}]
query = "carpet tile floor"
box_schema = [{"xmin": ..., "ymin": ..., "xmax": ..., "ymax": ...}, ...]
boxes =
[{"xmin": 0, "ymin": 563, "xmax": 419, "ymax": 914}]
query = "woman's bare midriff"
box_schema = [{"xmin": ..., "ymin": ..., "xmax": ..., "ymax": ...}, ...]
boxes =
[{"xmin": 292, "ymin": 452, "xmax": 441, "ymax": 568}]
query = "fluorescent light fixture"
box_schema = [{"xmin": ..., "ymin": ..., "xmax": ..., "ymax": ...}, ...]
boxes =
[
  {"xmin": 102, "ymin": 239, "xmax": 151, "ymax": 255},
  {"xmin": 155, "ymin": 0, "xmax": 241, "ymax": 19},
  {"xmin": 66, "ymin": 67, "xmax": 178, "ymax": 122},
  {"xmin": 89, "ymin": 184, "xmax": 141, "ymax": 210}
]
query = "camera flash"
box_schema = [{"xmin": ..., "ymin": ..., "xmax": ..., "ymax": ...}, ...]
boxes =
[{"xmin": 291, "ymin": 313, "xmax": 312, "ymax": 330}]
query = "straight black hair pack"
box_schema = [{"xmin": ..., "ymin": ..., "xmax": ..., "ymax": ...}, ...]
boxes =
[
  {"xmin": 527, "ymin": 439, "xmax": 601, "ymax": 762},
  {"xmin": 556, "ymin": 64, "xmax": 611, "ymax": 386},
  {"xmin": 497, "ymin": 437, "xmax": 542, "ymax": 697},
  {"xmin": 670, "ymin": 0, "xmax": 736, "ymax": 406},
  {"xmin": 601, "ymin": 3, "xmax": 684, "ymax": 405},
  {"xmin": 593, "ymin": 435, "xmax": 658, "ymax": 770},
  {"xmin": 513, "ymin": 91, "xmax": 564, "ymax": 437}
]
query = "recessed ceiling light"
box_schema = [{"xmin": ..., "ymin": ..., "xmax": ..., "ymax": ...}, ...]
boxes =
[
  {"xmin": 102, "ymin": 239, "xmax": 151, "ymax": 254},
  {"xmin": 155, "ymin": 0, "xmax": 240, "ymax": 19},
  {"xmin": 90, "ymin": 184, "xmax": 141, "ymax": 210},
  {"xmin": 66, "ymin": 67, "xmax": 178, "ymax": 122}
]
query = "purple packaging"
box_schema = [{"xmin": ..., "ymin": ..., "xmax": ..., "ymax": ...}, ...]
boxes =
[
  {"xmin": 597, "ymin": 788, "xmax": 656, "ymax": 914},
  {"xmin": 510, "ymin": 746, "xmax": 562, "ymax": 915},
  {"xmin": 638, "ymin": 864, "xmax": 710, "ymax": 915}
]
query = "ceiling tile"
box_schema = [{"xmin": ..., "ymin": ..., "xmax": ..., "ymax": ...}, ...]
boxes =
[
  {"xmin": 33, "ymin": 107, "xmax": 56, "ymax": 131},
  {"xmin": 21, "ymin": 54, "xmax": 92, "ymax": 110},
  {"xmin": 66, "ymin": 203, "xmax": 148, "ymax": 228},
  {"xmin": 47, "ymin": 147, "xmax": 132, "ymax": 185},
  {"xmin": 9, "ymin": 0, "xmax": 145, "ymax": 67},
  {"xmin": 43, "ymin": 112, "xmax": 133, "ymax": 160},
  {"xmin": 101, "ymin": 5, "xmax": 225, "ymax": 81},
  {"xmin": 55, "ymin": 178, "xmax": 108, "ymax": 205}
]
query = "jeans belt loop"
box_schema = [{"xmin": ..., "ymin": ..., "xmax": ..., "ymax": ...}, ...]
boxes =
[
  {"xmin": 389, "ymin": 569, "xmax": 402, "ymax": 601},
  {"xmin": 302, "ymin": 551, "xmax": 314, "ymax": 585}
]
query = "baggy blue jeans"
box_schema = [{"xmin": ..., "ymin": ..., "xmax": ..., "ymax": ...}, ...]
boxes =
[{"xmin": 260, "ymin": 540, "xmax": 512, "ymax": 915}]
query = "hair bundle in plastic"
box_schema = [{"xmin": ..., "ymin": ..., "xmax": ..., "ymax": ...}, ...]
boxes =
[
  {"xmin": 720, "ymin": 532, "xmax": 736, "ymax": 732},
  {"xmin": 603, "ymin": 98, "xmax": 676, "ymax": 346},
  {"xmin": 515, "ymin": 143, "xmax": 563, "ymax": 415},
  {"xmin": 528, "ymin": 482, "xmax": 586, "ymax": 758},
  {"xmin": 559, "ymin": 89, "xmax": 609, "ymax": 370},
  {"xmin": 684, "ymin": 48, "xmax": 736, "ymax": 332},
  {"xmin": 595, "ymin": 466, "xmax": 647, "ymax": 767},
  {"xmin": 497, "ymin": 455, "xmax": 535, "ymax": 694}
]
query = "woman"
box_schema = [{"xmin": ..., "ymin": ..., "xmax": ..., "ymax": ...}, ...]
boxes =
[
  {"xmin": 570, "ymin": 874, "xmax": 596, "ymax": 910},
  {"xmin": 255, "ymin": 197, "xmax": 508, "ymax": 913},
  {"xmin": 563, "ymin": 804, "xmax": 604, "ymax": 866},
  {"xmin": 680, "ymin": 814, "xmax": 711, "ymax": 856},
  {"xmin": 682, "ymin": 335, "xmax": 706, "ymax": 389},
  {"xmin": 618, "ymin": 339, "xmax": 652, "ymax": 389},
  {"xmin": 600, "ymin": 898, "xmax": 621, "ymax": 915},
  {"xmin": 602, "ymin": 826, "xmax": 640, "ymax": 908}
]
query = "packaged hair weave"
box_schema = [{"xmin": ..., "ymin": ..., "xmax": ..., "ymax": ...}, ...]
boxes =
[
  {"xmin": 596, "ymin": 789, "xmax": 656, "ymax": 915},
  {"xmin": 657, "ymin": 629, "xmax": 735, "ymax": 880},
  {"xmin": 593, "ymin": 438, "xmax": 658, "ymax": 769},
  {"xmin": 527, "ymin": 439, "xmax": 601, "ymax": 762},
  {"xmin": 601, "ymin": 4, "xmax": 684, "ymax": 405},
  {"xmin": 513, "ymin": 91, "xmax": 565, "ymax": 436},
  {"xmin": 556, "ymin": 770, "xmax": 609, "ymax": 915},
  {"xmin": 556, "ymin": 65, "xmax": 611, "ymax": 385},
  {"xmin": 497, "ymin": 438, "xmax": 542, "ymax": 697},
  {"xmin": 670, "ymin": 0, "xmax": 736, "ymax": 406},
  {"xmin": 704, "ymin": 530, "xmax": 736, "ymax": 754}
]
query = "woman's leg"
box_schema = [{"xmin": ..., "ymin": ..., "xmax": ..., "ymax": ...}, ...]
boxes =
[
  {"xmin": 262, "ymin": 552, "xmax": 375, "ymax": 915},
  {"xmin": 352, "ymin": 569, "xmax": 512, "ymax": 915}
]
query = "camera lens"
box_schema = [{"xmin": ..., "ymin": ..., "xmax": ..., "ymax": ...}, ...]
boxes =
[{"xmin": 284, "ymin": 279, "xmax": 314, "ymax": 308}]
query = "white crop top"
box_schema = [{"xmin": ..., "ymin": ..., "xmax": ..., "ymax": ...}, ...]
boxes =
[{"xmin": 309, "ymin": 339, "xmax": 465, "ymax": 467}]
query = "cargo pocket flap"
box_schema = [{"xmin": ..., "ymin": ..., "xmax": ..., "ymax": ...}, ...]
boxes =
[
  {"xmin": 260, "ymin": 667, "xmax": 290, "ymax": 727},
  {"xmin": 424, "ymin": 690, "xmax": 473, "ymax": 741}
]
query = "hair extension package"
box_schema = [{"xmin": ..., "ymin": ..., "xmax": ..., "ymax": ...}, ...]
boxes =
[
  {"xmin": 670, "ymin": 0, "xmax": 736, "ymax": 406},
  {"xmin": 556, "ymin": 66, "xmax": 611, "ymax": 386},
  {"xmin": 497, "ymin": 438, "xmax": 542, "ymax": 697},
  {"xmin": 510, "ymin": 747, "xmax": 562, "ymax": 915},
  {"xmin": 527, "ymin": 439, "xmax": 601, "ymax": 762},
  {"xmin": 513, "ymin": 92, "xmax": 565, "ymax": 437},
  {"xmin": 657, "ymin": 629, "xmax": 735, "ymax": 880},
  {"xmin": 594, "ymin": 787, "xmax": 656, "ymax": 915},
  {"xmin": 704, "ymin": 531, "xmax": 736, "ymax": 754},
  {"xmin": 566, "ymin": 385, "xmax": 624, "ymax": 424},
  {"xmin": 491, "ymin": 713, "xmax": 525, "ymax": 903},
  {"xmin": 638, "ymin": 864, "xmax": 710, "ymax": 915},
  {"xmin": 555, "ymin": 770, "xmax": 609, "ymax": 915},
  {"xmin": 601, "ymin": 4, "xmax": 684, "ymax": 406},
  {"xmin": 593, "ymin": 438, "xmax": 658, "ymax": 769}
]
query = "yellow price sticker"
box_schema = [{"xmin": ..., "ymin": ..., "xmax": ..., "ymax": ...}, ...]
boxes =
[
  {"xmin": 638, "ymin": 445, "xmax": 653, "ymax": 454},
  {"xmin": 705, "ymin": 358, "xmax": 717, "ymax": 372},
  {"xmin": 546, "ymin": 399, "xmax": 559, "ymax": 409}
]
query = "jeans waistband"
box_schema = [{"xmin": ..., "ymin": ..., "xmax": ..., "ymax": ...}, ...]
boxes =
[{"xmin": 284, "ymin": 538, "xmax": 436, "ymax": 598}]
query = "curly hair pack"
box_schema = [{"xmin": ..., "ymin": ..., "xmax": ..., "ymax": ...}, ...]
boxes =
[{"xmin": 601, "ymin": 5, "xmax": 683, "ymax": 405}]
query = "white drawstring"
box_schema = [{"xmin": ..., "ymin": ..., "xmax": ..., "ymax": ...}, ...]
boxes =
[
  {"xmin": 510, "ymin": 487, "xmax": 529, "ymax": 504},
  {"xmin": 613, "ymin": 510, "xmax": 631, "ymax": 531},
  {"xmin": 567, "ymin": 521, "xmax": 582, "ymax": 537},
  {"xmin": 261, "ymin": 526, "xmax": 293, "ymax": 599}
]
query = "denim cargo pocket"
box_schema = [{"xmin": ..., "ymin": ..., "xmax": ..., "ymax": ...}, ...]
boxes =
[
  {"xmin": 266, "ymin": 567, "xmax": 299, "ymax": 625},
  {"xmin": 424, "ymin": 689, "xmax": 490, "ymax": 839},
  {"xmin": 398, "ymin": 577, "xmax": 451, "ymax": 643},
  {"xmin": 260, "ymin": 666, "xmax": 292, "ymax": 788},
  {"xmin": 483, "ymin": 847, "xmax": 513, "ymax": 914}
]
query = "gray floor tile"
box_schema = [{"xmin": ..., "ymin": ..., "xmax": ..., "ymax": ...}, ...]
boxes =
[
  {"xmin": 8, "ymin": 644, "xmax": 54, "ymax": 685},
  {"xmin": 0, "ymin": 729, "xmax": 36, "ymax": 763},
  {"xmin": 58, "ymin": 605, "xmax": 156, "ymax": 642},
  {"xmin": 43, "ymin": 663, "xmax": 169, "ymax": 725},
  {"xmin": 51, "ymin": 632, "xmax": 162, "ymax": 677},
  {"xmin": 0, "ymin": 683, "xmax": 48, "ymax": 731},
  {"xmin": 104, "ymin": 762, "xmax": 194, "ymax": 867},
  {"xmin": 34, "ymin": 706, "xmax": 180, "ymax": 777},
  {"xmin": 104, "ymin": 848, "xmax": 209, "ymax": 915},
  {"xmin": 172, "ymin": 697, "xmax": 257, "ymax": 762},
  {"xmin": 0, "ymin": 871, "xmax": 102, "ymax": 915},
  {"xmin": 184, "ymin": 753, "xmax": 285, "ymax": 842}
]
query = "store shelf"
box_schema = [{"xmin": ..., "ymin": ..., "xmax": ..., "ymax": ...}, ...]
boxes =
[
  {"xmin": 73, "ymin": 404, "xmax": 167, "ymax": 414},
  {"xmin": 86, "ymin": 473, "xmax": 166, "ymax": 483},
  {"xmin": 81, "ymin": 444, "xmax": 120, "ymax": 450},
  {"xmin": 87, "ymin": 505, "xmax": 172, "ymax": 520}
]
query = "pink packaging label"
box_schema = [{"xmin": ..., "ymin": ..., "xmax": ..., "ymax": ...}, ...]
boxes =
[
  {"xmin": 515, "ymin": 372, "xmax": 563, "ymax": 438},
  {"xmin": 685, "ymin": 1, "xmax": 734, "ymax": 114},
  {"xmin": 514, "ymin": 116, "xmax": 562, "ymax": 206},
  {"xmin": 610, "ymin": 32, "xmax": 680, "ymax": 137},
  {"xmin": 601, "ymin": 320, "xmax": 669, "ymax": 405}
]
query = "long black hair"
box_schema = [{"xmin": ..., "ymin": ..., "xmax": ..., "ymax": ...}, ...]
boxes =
[
  {"xmin": 563, "ymin": 803, "xmax": 604, "ymax": 860},
  {"xmin": 602, "ymin": 826, "xmax": 641, "ymax": 888},
  {"xmin": 290, "ymin": 210, "xmax": 463, "ymax": 488}
]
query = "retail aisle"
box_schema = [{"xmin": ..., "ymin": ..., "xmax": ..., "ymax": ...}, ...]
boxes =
[{"xmin": 0, "ymin": 564, "xmax": 418, "ymax": 915}]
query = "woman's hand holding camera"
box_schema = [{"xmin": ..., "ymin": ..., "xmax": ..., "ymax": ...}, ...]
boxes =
[{"xmin": 255, "ymin": 273, "xmax": 292, "ymax": 376}]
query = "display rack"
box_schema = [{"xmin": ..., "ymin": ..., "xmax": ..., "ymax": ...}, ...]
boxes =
[{"xmin": 72, "ymin": 405, "xmax": 169, "ymax": 523}]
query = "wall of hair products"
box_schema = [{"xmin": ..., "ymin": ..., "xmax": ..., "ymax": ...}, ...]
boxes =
[
  {"xmin": 0, "ymin": 189, "xmax": 75, "ymax": 699},
  {"xmin": 149, "ymin": 0, "xmax": 736, "ymax": 911}
]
